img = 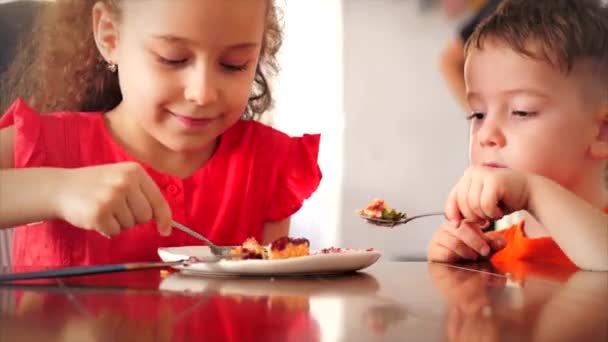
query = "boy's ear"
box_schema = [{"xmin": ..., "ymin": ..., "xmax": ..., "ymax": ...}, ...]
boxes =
[
  {"xmin": 92, "ymin": 2, "xmax": 120, "ymax": 66},
  {"xmin": 590, "ymin": 108, "xmax": 608, "ymax": 160}
]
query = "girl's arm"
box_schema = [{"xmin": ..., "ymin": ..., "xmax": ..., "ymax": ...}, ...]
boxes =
[
  {"xmin": 262, "ymin": 218, "xmax": 290, "ymax": 244},
  {"xmin": 526, "ymin": 175, "xmax": 608, "ymax": 271},
  {"xmin": 0, "ymin": 127, "xmax": 65, "ymax": 229}
]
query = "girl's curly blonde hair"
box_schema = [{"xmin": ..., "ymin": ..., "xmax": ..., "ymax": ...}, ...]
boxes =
[{"xmin": 0, "ymin": 0, "xmax": 282, "ymax": 120}]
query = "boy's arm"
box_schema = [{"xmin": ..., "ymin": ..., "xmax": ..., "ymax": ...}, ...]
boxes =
[
  {"xmin": 0, "ymin": 127, "xmax": 63, "ymax": 229},
  {"xmin": 527, "ymin": 175, "xmax": 608, "ymax": 271}
]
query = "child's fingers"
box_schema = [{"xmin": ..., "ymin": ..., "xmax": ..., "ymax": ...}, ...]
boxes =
[
  {"xmin": 484, "ymin": 233, "xmax": 506, "ymax": 252},
  {"xmin": 488, "ymin": 238, "xmax": 505, "ymax": 252},
  {"xmin": 154, "ymin": 202, "xmax": 172, "ymax": 236},
  {"xmin": 457, "ymin": 175, "xmax": 476, "ymax": 223},
  {"xmin": 428, "ymin": 229, "xmax": 479, "ymax": 262},
  {"xmin": 445, "ymin": 187, "xmax": 463, "ymax": 225},
  {"xmin": 467, "ymin": 177, "xmax": 487, "ymax": 221},
  {"xmin": 437, "ymin": 230, "xmax": 479, "ymax": 260},
  {"xmin": 451, "ymin": 224, "xmax": 491, "ymax": 257},
  {"xmin": 468, "ymin": 219, "xmax": 489, "ymax": 230},
  {"xmin": 428, "ymin": 229, "xmax": 458, "ymax": 262},
  {"xmin": 126, "ymin": 188, "xmax": 154, "ymax": 225},
  {"xmin": 480, "ymin": 180, "xmax": 503, "ymax": 219},
  {"xmin": 139, "ymin": 175, "xmax": 172, "ymax": 236},
  {"xmin": 114, "ymin": 198, "xmax": 136, "ymax": 230},
  {"xmin": 428, "ymin": 244, "xmax": 462, "ymax": 263},
  {"xmin": 99, "ymin": 216, "xmax": 121, "ymax": 237}
]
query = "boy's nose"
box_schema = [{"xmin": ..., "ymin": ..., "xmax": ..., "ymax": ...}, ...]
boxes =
[
  {"xmin": 184, "ymin": 69, "xmax": 219, "ymax": 106},
  {"xmin": 478, "ymin": 118, "xmax": 506, "ymax": 148}
]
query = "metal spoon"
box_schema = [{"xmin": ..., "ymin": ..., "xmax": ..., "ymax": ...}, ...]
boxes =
[
  {"xmin": 358, "ymin": 212, "xmax": 445, "ymax": 227},
  {"xmin": 359, "ymin": 212, "xmax": 496, "ymax": 232}
]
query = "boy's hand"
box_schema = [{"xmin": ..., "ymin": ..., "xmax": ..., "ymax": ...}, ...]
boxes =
[
  {"xmin": 54, "ymin": 162, "xmax": 172, "ymax": 237},
  {"xmin": 427, "ymin": 221, "xmax": 506, "ymax": 262},
  {"xmin": 445, "ymin": 166, "xmax": 530, "ymax": 225}
]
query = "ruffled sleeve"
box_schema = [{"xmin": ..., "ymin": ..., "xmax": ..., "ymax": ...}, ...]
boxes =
[
  {"xmin": 0, "ymin": 99, "xmax": 44, "ymax": 168},
  {"xmin": 266, "ymin": 133, "xmax": 322, "ymax": 221}
]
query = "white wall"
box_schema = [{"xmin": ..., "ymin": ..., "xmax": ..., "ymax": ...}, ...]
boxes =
[
  {"xmin": 274, "ymin": 0, "xmax": 470, "ymax": 259},
  {"xmin": 340, "ymin": 0, "xmax": 469, "ymax": 259},
  {"xmin": 272, "ymin": 0, "xmax": 344, "ymax": 251}
]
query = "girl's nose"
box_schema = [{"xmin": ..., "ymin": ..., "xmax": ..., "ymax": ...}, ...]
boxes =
[{"xmin": 184, "ymin": 67, "xmax": 219, "ymax": 106}]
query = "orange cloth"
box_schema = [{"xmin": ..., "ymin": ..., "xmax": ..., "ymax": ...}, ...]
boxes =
[{"xmin": 490, "ymin": 208, "xmax": 608, "ymax": 280}]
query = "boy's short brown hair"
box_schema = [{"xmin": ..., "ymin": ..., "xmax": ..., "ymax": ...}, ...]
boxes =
[
  {"xmin": 465, "ymin": 0, "xmax": 608, "ymax": 84},
  {"xmin": 465, "ymin": 0, "xmax": 608, "ymax": 187}
]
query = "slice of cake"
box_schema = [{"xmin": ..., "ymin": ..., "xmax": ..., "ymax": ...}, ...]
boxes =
[
  {"xmin": 268, "ymin": 237, "xmax": 310, "ymax": 260},
  {"xmin": 230, "ymin": 236, "xmax": 310, "ymax": 260},
  {"xmin": 230, "ymin": 237, "xmax": 267, "ymax": 259}
]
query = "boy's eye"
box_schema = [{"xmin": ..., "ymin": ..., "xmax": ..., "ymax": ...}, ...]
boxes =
[
  {"xmin": 512, "ymin": 110, "xmax": 536, "ymax": 117},
  {"xmin": 467, "ymin": 112, "xmax": 485, "ymax": 121},
  {"xmin": 220, "ymin": 62, "xmax": 248, "ymax": 72}
]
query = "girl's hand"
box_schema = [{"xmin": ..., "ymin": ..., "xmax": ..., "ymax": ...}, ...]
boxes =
[
  {"xmin": 55, "ymin": 162, "xmax": 172, "ymax": 237},
  {"xmin": 427, "ymin": 221, "xmax": 506, "ymax": 262},
  {"xmin": 445, "ymin": 166, "xmax": 530, "ymax": 225}
]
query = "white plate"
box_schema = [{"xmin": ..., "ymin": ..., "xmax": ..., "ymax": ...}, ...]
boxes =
[{"xmin": 157, "ymin": 246, "xmax": 381, "ymax": 277}]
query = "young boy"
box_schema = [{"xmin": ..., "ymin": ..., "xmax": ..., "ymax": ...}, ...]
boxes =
[{"xmin": 427, "ymin": 0, "xmax": 608, "ymax": 271}]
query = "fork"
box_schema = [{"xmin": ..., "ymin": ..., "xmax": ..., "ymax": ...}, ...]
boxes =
[
  {"xmin": 358, "ymin": 212, "xmax": 445, "ymax": 227},
  {"xmin": 171, "ymin": 220, "xmax": 235, "ymax": 257}
]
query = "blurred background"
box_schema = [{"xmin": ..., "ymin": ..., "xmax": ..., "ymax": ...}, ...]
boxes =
[{"xmin": 0, "ymin": 0, "xmax": 498, "ymax": 263}]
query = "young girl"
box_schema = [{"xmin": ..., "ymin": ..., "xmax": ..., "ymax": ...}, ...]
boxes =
[{"xmin": 0, "ymin": 0, "xmax": 322, "ymax": 267}]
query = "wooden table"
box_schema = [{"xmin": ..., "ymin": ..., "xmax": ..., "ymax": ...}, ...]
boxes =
[{"xmin": 0, "ymin": 261, "xmax": 606, "ymax": 341}]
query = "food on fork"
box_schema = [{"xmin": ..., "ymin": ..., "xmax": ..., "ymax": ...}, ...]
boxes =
[
  {"xmin": 358, "ymin": 198, "xmax": 405, "ymax": 221},
  {"xmin": 230, "ymin": 236, "xmax": 310, "ymax": 260}
]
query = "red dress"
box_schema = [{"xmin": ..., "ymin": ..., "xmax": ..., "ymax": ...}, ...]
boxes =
[{"xmin": 0, "ymin": 100, "xmax": 322, "ymax": 267}]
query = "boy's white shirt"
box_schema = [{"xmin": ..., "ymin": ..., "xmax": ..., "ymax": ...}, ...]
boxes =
[{"xmin": 494, "ymin": 211, "xmax": 526, "ymax": 231}]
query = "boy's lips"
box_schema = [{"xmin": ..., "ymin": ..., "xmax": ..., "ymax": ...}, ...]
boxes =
[{"xmin": 483, "ymin": 162, "xmax": 507, "ymax": 169}]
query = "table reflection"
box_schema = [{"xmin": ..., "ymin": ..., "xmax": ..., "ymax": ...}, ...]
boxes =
[
  {"xmin": 0, "ymin": 270, "xmax": 401, "ymax": 342},
  {"xmin": 1, "ymin": 262, "xmax": 604, "ymax": 341},
  {"xmin": 428, "ymin": 262, "xmax": 608, "ymax": 342}
]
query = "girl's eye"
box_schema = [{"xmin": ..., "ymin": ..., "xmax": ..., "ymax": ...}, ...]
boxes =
[
  {"xmin": 467, "ymin": 112, "xmax": 485, "ymax": 121},
  {"xmin": 157, "ymin": 56, "xmax": 189, "ymax": 66},
  {"xmin": 220, "ymin": 62, "xmax": 248, "ymax": 72}
]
